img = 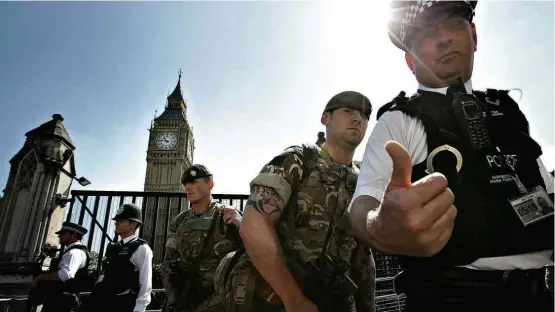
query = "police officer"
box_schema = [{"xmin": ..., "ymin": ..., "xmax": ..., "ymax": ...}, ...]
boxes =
[
  {"xmin": 90, "ymin": 203, "xmax": 153, "ymax": 312},
  {"xmin": 215, "ymin": 91, "xmax": 375, "ymax": 312},
  {"xmin": 348, "ymin": 1, "xmax": 554, "ymax": 311},
  {"xmin": 161, "ymin": 164, "xmax": 242, "ymax": 312},
  {"xmin": 30, "ymin": 222, "xmax": 90, "ymax": 312}
]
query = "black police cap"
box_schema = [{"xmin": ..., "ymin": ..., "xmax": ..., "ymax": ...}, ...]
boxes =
[
  {"xmin": 181, "ymin": 164, "xmax": 213, "ymax": 184},
  {"xmin": 112, "ymin": 203, "xmax": 143, "ymax": 225},
  {"xmin": 55, "ymin": 221, "xmax": 88, "ymax": 236},
  {"xmin": 324, "ymin": 91, "xmax": 372, "ymax": 120},
  {"xmin": 388, "ymin": 0, "xmax": 477, "ymax": 50}
]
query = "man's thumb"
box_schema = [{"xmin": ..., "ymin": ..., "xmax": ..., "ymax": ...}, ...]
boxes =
[{"xmin": 386, "ymin": 141, "xmax": 412, "ymax": 189}]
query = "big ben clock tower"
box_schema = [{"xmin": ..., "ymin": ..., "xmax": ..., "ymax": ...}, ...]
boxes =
[
  {"xmin": 144, "ymin": 71, "xmax": 194, "ymax": 192},
  {"xmin": 143, "ymin": 71, "xmax": 195, "ymax": 260}
]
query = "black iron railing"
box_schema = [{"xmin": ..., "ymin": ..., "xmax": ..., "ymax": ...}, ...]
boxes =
[
  {"xmin": 43, "ymin": 190, "xmax": 406, "ymax": 312},
  {"xmin": 63, "ymin": 190, "xmax": 249, "ymax": 275}
]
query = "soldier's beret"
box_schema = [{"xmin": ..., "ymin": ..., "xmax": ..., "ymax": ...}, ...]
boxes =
[
  {"xmin": 55, "ymin": 221, "xmax": 88, "ymax": 236},
  {"xmin": 388, "ymin": 0, "xmax": 478, "ymax": 50},
  {"xmin": 324, "ymin": 91, "xmax": 372, "ymax": 120},
  {"xmin": 181, "ymin": 164, "xmax": 213, "ymax": 184}
]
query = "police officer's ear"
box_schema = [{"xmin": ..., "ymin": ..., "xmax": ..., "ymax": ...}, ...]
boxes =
[
  {"xmin": 471, "ymin": 23, "xmax": 478, "ymax": 52},
  {"xmin": 405, "ymin": 53, "xmax": 416, "ymax": 74},
  {"xmin": 321, "ymin": 111, "xmax": 331, "ymax": 126}
]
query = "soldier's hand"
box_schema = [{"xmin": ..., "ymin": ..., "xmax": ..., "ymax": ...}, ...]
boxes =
[
  {"xmin": 284, "ymin": 296, "xmax": 318, "ymax": 312},
  {"xmin": 223, "ymin": 206, "xmax": 241, "ymax": 227},
  {"xmin": 370, "ymin": 141, "xmax": 456, "ymax": 257}
]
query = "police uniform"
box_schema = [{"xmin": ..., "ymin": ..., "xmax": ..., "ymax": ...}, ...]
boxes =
[
  {"xmin": 31, "ymin": 222, "xmax": 90, "ymax": 312},
  {"xmin": 214, "ymin": 91, "xmax": 376, "ymax": 312},
  {"xmin": 161, "ymin": 164, "xmax": 241, "ymax": 312},
  {"xmin": 90, "ymin": 203, "xmax": 153, "ymax": 312},
  {"xmin": 351, "ymin": 1, "xmax": 554, "ymax": 311}
]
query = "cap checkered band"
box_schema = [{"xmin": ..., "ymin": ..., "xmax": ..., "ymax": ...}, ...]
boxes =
[
  {"xmin": 400, "ymin": 0, "xmax": 472, "ymax": 45},
  {"xmin": 59, "ymin": 224, "xmax": 86, "ymax": 235}
]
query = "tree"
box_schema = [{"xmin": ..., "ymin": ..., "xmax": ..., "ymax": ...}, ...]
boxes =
[
  {"xmin": 353, "ymin": 160, "xmax": 362, "ymax": 169},
  {"xmin": 88, "ymin": 251, "xmax": 100, "ymax": 275}
]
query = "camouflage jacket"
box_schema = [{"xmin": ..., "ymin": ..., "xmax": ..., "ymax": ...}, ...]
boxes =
[
  {"xmin": 243, "ymin": 144, "xmax": 375, "ymax": 310},
  {"xmin": 162, "ymin": 199, "xmax": 241, "ymax": 293}
]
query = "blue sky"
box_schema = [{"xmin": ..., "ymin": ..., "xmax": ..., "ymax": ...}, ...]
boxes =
[{"xmin": 1, "ymin": 1, "xmax": 553, "ymax": 198}]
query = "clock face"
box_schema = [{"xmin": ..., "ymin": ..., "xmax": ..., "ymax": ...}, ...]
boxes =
[{"xmin": 155, "ymin": 132, "xmax": 178, "ymax": 150}]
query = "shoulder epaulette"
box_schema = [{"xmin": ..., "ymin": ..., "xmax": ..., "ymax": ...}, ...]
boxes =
[{"xmin": 377, "ymin": 91, "xmax": 421, "ymax": 120}]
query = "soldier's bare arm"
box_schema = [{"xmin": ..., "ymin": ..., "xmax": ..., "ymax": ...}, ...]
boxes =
[
  {"xmin": 350, "ymin": 243, "xmax": 376, "ymax": 312},
  {"xmin": 241, "ymin": 185, "xmax": 305, "ymax": 307},
  {"xmin": 240, "ymin": 151, "xmax": 306, "ymax": 308}
]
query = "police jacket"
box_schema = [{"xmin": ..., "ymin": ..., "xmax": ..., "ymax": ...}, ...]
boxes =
[
  {"xmin": 379, "ymin": 87, "xmax": 554, "ymax": 270},
  {"xmin": 60, "ymin": 244, "xmax": 90, "ymax": 294},
  {"xmin": 101, "ymin": 237, "xmax": 147, "ymax": 295}
]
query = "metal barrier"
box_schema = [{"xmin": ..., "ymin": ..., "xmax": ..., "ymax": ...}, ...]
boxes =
[
  {"xmin": 0, "ymin": 289, "xmax": 405, "ymax": 312},
  {"xmin": 63, "ymin": 191, "xmax": 249, "ymax": 274}
]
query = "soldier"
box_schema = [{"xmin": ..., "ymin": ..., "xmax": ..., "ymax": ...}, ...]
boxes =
[
  {"xmin": 29, "ymin": 222, "xmax": 90, "ymax": 312},
  {"xmin": 89, "ymin": 203, "xmax": 153, "ymax": 312},
  {"xmin": 348, "ymin": 1, "xmax": 554, "ymax": 311},
  {"xmin": 162, "ymin": 164, "xmax": 242, "ymax": 312},
  {"xmin": 214, "ymin": 91, "xmax": 375, "ymax": 312}
]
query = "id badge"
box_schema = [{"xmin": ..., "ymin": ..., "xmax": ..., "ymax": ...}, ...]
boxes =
[{"xmin": 508, "ymin": 186, "xmax": 554, "ymax": 226}]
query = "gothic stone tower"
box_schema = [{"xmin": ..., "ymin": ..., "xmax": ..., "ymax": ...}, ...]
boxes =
[
  {"xmin": 143, "ymin": 73, "xmax": 195, "ymax": 261},
  {"xmin": 0, "ymin": 114, "xmax": 76, "ymax": 264}
]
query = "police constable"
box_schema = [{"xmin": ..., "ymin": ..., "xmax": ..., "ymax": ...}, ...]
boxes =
[
  {"xmin": 30, "ymin": 222, "xmax": 90, "ymax": 312},
  {"xmin": 161, "ymin": 164, "xmax": 242, "ymax": 312},
  {"xmin": 90, "ymin": 203, "xmax": 153, "ymax": 312},
  {"xmin": 215, "ymin": 91, "xmax": 375, "ymax": 312},
  {"xmin": 348, "ymin": 1, "xmax": 554, "ymax": 311}
]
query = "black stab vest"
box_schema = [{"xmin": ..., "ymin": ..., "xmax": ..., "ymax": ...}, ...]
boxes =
[
  {"xmin": 102, "ymin": 238, "xmax": 147, "ymax": 295},
  {"xmin": 382, "ymin": 89, "xmax": 553, "ymax": 271},
  {"xmin": 46, "ymin": 244, "xmax": 90, "ymax": 296}
]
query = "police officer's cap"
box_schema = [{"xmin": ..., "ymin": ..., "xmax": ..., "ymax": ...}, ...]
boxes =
[
  {"xmin": 55, "ymin": 221, "xmax": 88, "ymax": 236},
  {"xmin": 112, "ymin": 203, "xmax": 143, "ymax": 225},
  {"xmin": 388, "ymin": 0, "xmax": 477, "ymax": 50},
  {"xmin": 324, "ymin": 91, "xmax": 372, "ymax": 120},
  {"xmin": 181, "ymin": 164, "xmax": 213, "ymax": 185}
]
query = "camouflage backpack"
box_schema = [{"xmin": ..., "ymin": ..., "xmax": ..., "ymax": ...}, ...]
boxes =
[{"xmin": 213, "ymin": 144, "xmax": 321, "ymax": 312}]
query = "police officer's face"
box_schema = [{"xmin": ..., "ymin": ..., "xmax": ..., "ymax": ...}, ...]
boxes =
[
  {"xmin": 58, "ymin": 232, "xmax": 72, "ymax": 245},
  {"xmin": 405, "ymin": 11, "xmax": 477, "ymax": 87},
  {"xmin": 323, "ymin": 108, "xmax": 368, "ymax": 148},
  {"xmin": 185, "ymin": 178, "xmax": 214, "ymax": 204},
  {"xmin": 114, "ymin": 219, "xmax": 136, "ymax": 235}
]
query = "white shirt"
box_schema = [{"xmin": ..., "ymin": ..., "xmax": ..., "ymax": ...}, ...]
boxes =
[
  {"xmin": 96, "ymin": 234, "xmax": 153, "ymax": 312},
  {"xmin": 57, "ymin": 241, "xmax": 87, "ymax": 282},
  {"xmin": 350, "ymin": 79, "xmax": 555, "ymax": 271}
]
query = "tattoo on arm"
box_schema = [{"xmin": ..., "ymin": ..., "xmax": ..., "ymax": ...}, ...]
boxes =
[{"xmin": 245, "ymin": 185, "xmax": 285, "ymax": 219}]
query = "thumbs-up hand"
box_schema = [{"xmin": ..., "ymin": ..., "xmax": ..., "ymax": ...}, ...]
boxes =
[{"xmin": 370, "ymin": 141, "xmax": 457, "ymax": 257}]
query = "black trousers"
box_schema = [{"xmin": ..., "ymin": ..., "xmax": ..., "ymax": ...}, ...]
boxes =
[
  {"xmin": 88, "ymin": 292, "xmax": 136, "ymax": 312},
  {"xmin": 41, "ymin": 293, "xmax": 79, "ymax": 312},
  {"xmin": 397, "ymin": 267, "xmax": 553, "ymax": 312}
]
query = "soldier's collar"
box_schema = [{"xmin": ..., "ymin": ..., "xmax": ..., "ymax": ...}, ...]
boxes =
[{"xmin": 321, "ymin": 146, "xmax": 354, "ymax": 168}]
